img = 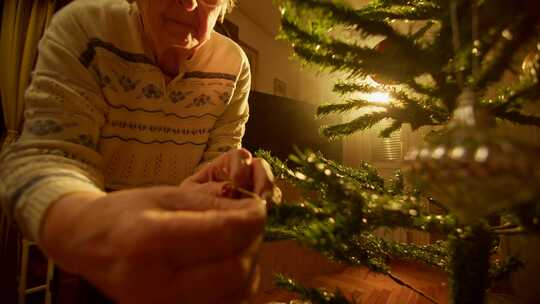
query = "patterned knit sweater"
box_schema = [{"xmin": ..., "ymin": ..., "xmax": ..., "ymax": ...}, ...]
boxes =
[{"xmin": 0, "ymin": 0, "xmax": 251, "ymax": 242}]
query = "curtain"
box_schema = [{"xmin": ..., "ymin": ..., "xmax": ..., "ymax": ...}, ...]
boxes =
[
  {"xmin": 0, "ymin": 1, "xmax": 56, "ymax": 301},
  {"xmin": 0, "ymin": 0, "xmax": 56, "ymax": 150}
]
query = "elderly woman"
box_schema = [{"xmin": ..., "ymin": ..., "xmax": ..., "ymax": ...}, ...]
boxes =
[{"xmin": 0, "ymin": 0, "xmax": 274, "ymax": 303}]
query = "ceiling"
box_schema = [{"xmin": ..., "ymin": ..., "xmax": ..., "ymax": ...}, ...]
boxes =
[{"xmin": 236, "ymin": 0, "xmax": 371, "ymax": 37}]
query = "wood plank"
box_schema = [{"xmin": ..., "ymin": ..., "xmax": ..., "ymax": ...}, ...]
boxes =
[{"xmin": 253, "ymin": 261, "xmax": 513, "ymax": 304}]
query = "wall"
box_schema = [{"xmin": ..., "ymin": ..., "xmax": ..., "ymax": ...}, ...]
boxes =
[
  {"xmin": 226, "ymin": 8, "xmax": 340, "ymax": 106},
  {"xmin": 226, "ymin": 6, "xmax": 418, "ymax": 169}
]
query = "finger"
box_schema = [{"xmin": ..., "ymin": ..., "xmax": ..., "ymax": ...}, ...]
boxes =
[
  {"xmin": 189, "ymin": 148, "xmax": 251, "ymax": 184},
  {"xmin": 251, "ymin": 158, "xmax": 275, "ymax": 196},
  {"xmin": 191, "ymin": 181, "xmax": 244, "ymax": 199},
  {"xmin": 150, "ymin": 186, "xmax": 257, "ymax": 211},
  {"xmin": 139, "ymin": 195, "xmax": 266, "ymax": 264},
  {"xmin": 188, "ymin": 158, "xmax": 227, "ymax": 183},
  {"xmin": 230, "ymin": 149, "xmax": 253, "ymax": 190},
  {"xmin": 196, "ymin": 181, "xmax": 233, "ymax": 197},
  {"xmin": 187, "ymin": 152, "xmax": 231, "ymax": 184}
]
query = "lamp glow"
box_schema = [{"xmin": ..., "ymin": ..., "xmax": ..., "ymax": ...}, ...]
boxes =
[{"xmin": 365, "ymin": 91, "xmax": 391, "ymax": 104}]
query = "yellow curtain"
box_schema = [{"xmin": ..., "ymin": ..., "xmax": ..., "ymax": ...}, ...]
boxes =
[
  {"xmin": 0, "ymin": 0, "xmax": 56, "ymax": 150},
  {"xmin": 0, "ymin": 0, "xmax": 55, "ymax": 262}
]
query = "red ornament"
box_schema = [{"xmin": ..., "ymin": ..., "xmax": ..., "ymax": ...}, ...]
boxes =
[
  {"xmin": 375, "ymin": 38, "xmax": 392, "ymax": 53},
  {"xmin": 371, "ymin": 38, "xmax": 400, "ymax": 85}
]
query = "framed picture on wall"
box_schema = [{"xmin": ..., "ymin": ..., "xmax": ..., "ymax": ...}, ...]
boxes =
[
  {"xmin": 273, "ymin": 78, "xmax": 287, "ymax": 97},
  {"xmin": 216, "ymin": 19, "xmax": 240, "ymax": 42},
  {"xmin": 238, "ymin": 41, "xmax": 258, "ymax": 89}
]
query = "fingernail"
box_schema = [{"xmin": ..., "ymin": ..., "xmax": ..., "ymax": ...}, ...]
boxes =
[
  {"xmin": 240, "ymin": 156, "xmax": 252, "ymax": 166},
  {"xmin": 262, "ymin": 186, "xmax": 282, "ymax": 205},
  {"xmin": 262, "ymin": 161, "xmax": 275, "ymax": 182}
]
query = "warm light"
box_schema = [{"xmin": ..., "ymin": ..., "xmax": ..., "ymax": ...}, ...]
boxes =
[
  {"xmin": 366, "ymin": 76, "xmax": 380, "ymax": 86},
  {"xmin": 365, "ymin": 91, "xmax": 392, "ymax": 104}
]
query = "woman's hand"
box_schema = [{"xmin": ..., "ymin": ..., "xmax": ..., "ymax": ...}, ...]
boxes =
[
  {"xmin": 184, "ymin": 148, "xmax": 281, "ymax": 204},
  {"xmin": 41, "ymin": 185, "xmax": 266, "ymax": 304}
]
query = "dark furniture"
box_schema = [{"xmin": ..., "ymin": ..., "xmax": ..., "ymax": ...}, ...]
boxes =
[{"xmin": 244, "ymin": 91, "xmax": 342, "ymax": 162}]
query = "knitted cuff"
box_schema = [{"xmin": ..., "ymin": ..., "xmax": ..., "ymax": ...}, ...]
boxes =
[{"xmin": 16, "ymin": 178, "xmax": 105, "ymax": 243}]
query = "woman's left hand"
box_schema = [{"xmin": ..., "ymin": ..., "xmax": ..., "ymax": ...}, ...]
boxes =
[{"xmin": 181, "ymin": 148, "xmax": 281, "ymax": 204}]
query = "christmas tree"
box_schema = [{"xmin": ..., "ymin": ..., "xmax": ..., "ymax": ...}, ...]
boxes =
[{"xmin": 259, "ymin": 0, "xmax": 540, "ymax": 303}]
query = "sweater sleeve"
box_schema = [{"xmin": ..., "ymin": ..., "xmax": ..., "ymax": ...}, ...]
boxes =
[
  {"xmin": 200, "ymin": 57, "xmax": 251, "ymax": 163},
  {"xmin": 0, "ymin": 5, "xmax": 108, "ymax": 242}
]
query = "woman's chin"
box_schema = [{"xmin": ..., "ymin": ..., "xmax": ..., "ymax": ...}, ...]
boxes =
[
  {"xmin": 161, "ymin": 34, "xmax": 200, "ymax": 51},
  {"xmin": 174, "ymin": 38, "xmax": 200, "ymax": 50}
]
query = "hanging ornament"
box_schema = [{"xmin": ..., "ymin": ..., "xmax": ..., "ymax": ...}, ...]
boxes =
[
  {"xmin": 375, "ymin": 37, "xmax": 392, "ymax": 53},
  {"xmin": 521, "ymin": 47, "xmax": 540, "ymax": 79},
  {"xmin": 370, "ymin": 38, "xmax": 402, "ymax": 85},
  {"xmin": 406, "ymin": 88, "xmax": 540, "ymax": 222}
]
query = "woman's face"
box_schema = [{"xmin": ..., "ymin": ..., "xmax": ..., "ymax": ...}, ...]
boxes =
[{"xmin": 137, "ymin": 0, "xmax": 226, "ymax": 52}]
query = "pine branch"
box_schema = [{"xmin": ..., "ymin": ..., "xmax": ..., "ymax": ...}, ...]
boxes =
[
  {"xmin": 264, "ymin": 226, "xmax": 298, "ymax": 241},
  {"xmin": 376, "ymin": 0, "xmax": 430, "ymax": 6},
  {"xmin": 427, "ymin": 197, "xmax": 450, "ymax": 213},
  {"xmin": 274, "ymin": 275, "xmax": 352, "ymax": 304},
  {"xmin": 493, "ymin": 111, "xmax": 540, "ymax": 127},
  {"xmin": 279, "ymin": 0, "xmax": 439, "ymax": 80},
  {"xmin": 287, "ymin": 150, "xmax": 458, "ymax": 234},
  {"xmin": 488, "ymin": 257, "xmax": 524, "ymax": 285},
  {"xmin": 389, "ymin": 90, "xmax": 449, "ymax": 126},
  {"xmin": 319, "ymin": 93, "xmax": 448, "ymax": 139},
  {"xmin": 317, "ymin": 99, "xmax": 371, "ymax": 117},
  {"xmin": 382, "ymin": 239, "xmax": 448, "ymax": 270},
  {"xmin": 357, "ymin": 3, "xmax": 443, "ymax": 21},
  {"xmin": 280, "ymin": 0, "xmax": 410, "ymax": 39},
  {"xmin": 320, "ymin": 111, "xmax": 389, "ymax": 139},
  {"xmin": 281, "ymin": 19, "xmax": 434, "ymax": 80},
  {"xmin": 386, "ymin": 170, "xmax": 405, "ymax": 195},
  {"xmin": 483, "ymin": 79, "xmax": 540, "ymax": 113},
  {"xmin": 404, "ymin": 79, "xmax": 442, "ymax": 98},
  {"xmin": 501, "ymin": 82, "xmax": 540, "ymax": 109},
  {"xmin": 472, "ymin": 14, "xmax": 539, "ymax": 89},
  {"xmin": 379, "ymin": 119, "xmax": 401, "ymax": 137},
  {"xmin": 333, "ymin": 81, "xmax": 378, "ymax": 95},
  {"xmin": 255, "ymin": 150, "xmax": 295, "ymax": 180},
  {"xmin": 291, "ymin": 44, "xmax": 366, "ymax": 77},
  {"xmin": 411, "ymin": 21, "xmax": 437, "ymax": 41},
  {"xmin": 491, "ymin": 227, "xmax": 526, "ymax": 235},
  {"xmin": 362, "ymin": 194, "xmax": 458, "ymax": 234},
  {"xmin": 314, "ymin": 153, "xmax": 386, "ymax": 193}
]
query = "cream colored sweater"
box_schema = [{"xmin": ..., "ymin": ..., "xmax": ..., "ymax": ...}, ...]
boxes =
[{"xmin": 0, "ymin": 0, "xmax": 251, "ymax": 242}]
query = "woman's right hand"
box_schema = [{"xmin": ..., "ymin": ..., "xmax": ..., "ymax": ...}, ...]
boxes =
[{"xmin": 41, "ymin": 185, "xmax": 266, "ymax": 304}]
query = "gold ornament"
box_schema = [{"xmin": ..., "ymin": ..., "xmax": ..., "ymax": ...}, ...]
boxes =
[
  {"xmin": 521, "ymin": 49, "xmax": 540, "ymax": 78},
  {"xmin": 406, "ymin": 89, "xmax": 540, "ymax": 222}
]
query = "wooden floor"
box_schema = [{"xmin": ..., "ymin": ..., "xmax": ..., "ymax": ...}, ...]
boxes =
[{"xmin": 254, "ymin": 261, "xmax": 450, "ymax": 304}]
